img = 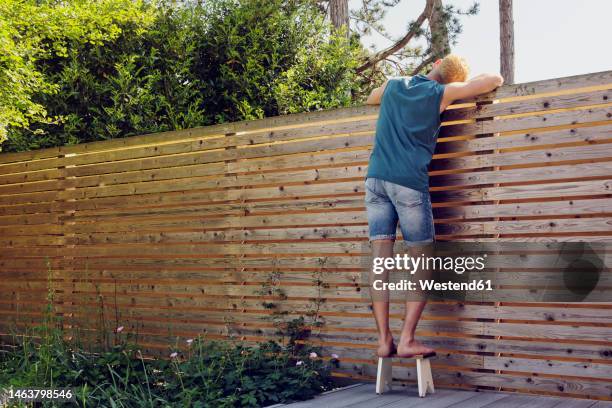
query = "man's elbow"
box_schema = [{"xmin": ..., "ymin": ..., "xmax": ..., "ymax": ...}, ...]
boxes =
[
  {"xmin": 492, "ymin": 74, "xmax": 504, "ymax": 88},
  {"xmin": 478, "ymin": 73, "xmax": 504, "ymax": 94},
  {"xmin": 485, "ymin": 73, "xmax": 504, "ymax": 90},
  {"xmin": 366, "ymin": 85, "xmax": 386, "ymax": 105}
]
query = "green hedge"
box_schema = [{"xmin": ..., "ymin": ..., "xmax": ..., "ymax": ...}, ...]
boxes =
[{"xmin": 1, "ymin": 0, "xmax": 364, "ymax": 153}]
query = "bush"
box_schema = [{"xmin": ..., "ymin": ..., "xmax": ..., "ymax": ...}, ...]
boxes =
[
  {"xmin": 0, "ymin": 331, "xmax": 336, "ymax": 407},
  {"xmin": 2, "ymin": 0, "xmax": 364, "ymax": 153},
  {"xmin": 0, "ymin": 268, "xmax": 338, "ymax": 407},
  {"xmin": 0, "ymin": 0, "xmax": 155, "ymax": 151}
]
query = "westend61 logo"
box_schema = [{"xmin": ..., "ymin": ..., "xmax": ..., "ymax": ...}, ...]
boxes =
[
  {"xmin": 360, "ymin": 242, "xmax": 609, "ymax": 302},
  {"xmin": 371, "ymin": 253, "xmax": 491, "ymax": 293}
]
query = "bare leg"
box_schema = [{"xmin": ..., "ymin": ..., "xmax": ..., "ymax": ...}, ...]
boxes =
[
  {"xmin": 396, "ymin": 301, "xmax": 434, "ymax": 356},
  {"xmin": 369, "ymin": 239, "xmax": 396, "ymax": 357},
  {"xmin": 397, "ymin": 244, "xmax": 435, "ymax": 357}
]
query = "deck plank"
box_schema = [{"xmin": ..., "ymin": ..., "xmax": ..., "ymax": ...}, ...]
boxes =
[
  {"xmin": 552, "ymin": 398, "xmax": 598, "ymax": 408},
  {"xmin": 280, "ymin": 385, "xmax": 612, "ymax": 408},
  {"xmin": 589, "ymin": 402, "xmax": 612, "ymax": 408},
  {"xmin": 445, "ymin": 392, "xmax": 511, "ymax": 408},
  {"xmin": 479, "ymin": 393, "xmax": 563, "ymax": 408},
  {"xmin": 383, "ymin": 388, "xmax": 477, "ymax": 408},
  {"xmin": 344, "ymin": 388, "xmax": 418, "ymax": 408},
  {"xmin": 284, "ymin": 384, "xmax": 376, "ymax": 408}
]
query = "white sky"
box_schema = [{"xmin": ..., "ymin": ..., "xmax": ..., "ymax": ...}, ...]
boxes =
[{"xmin": 348, "ymin": 0, "xmax": 612, "ymax": 83}]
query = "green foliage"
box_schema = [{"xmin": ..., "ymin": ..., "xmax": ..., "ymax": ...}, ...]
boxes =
[
  {"xmin": 1, "ymin": 0, "xmax": 363, "ymax": 153},
  {"xmin": 2, "ymin": 335, "xmax": 334, "ymax": 407},
  {"xmin": 0, "ymin": 0, "xmax": 155, "ymax": 150},
  {"xmin": 274, "ymin": 25, "xmax": 360, "ymax": 114},
  {"xmin": 0, "ymin": 267, "xmax": 337, "ymax": 407}
]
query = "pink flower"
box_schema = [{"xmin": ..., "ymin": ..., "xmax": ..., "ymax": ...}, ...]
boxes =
[
  {"xmin": 116, "ymin": 326, "xmax": 124, "ymax": 333},
  {"xmin": 170, "ymin": 352, "xmax": 178, "ymax": 358},
  {"xmin": 309, "ymin": 352, "xmax": 318, "ymax": 359},
  {"xmin": 186, "ymin": 339, "xmax": 194, "ymax": 345},
  {"xmin": 331, "ymin": 353, "xmax": 339, "ymax": 359},
  {"xmin": 296, "ymin": 360, "xmax": 303, "ymax": 366}
]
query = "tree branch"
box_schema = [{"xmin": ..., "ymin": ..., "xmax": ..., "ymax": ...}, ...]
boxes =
[
  {"xmin": 355, "ymin": 0, "xmax": 435, "ymax": 74},
  {"xmin": 410, "ymin": 54, "xmax": 438, "ymax": 76}
]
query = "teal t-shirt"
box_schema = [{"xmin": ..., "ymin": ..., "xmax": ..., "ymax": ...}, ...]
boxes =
[{"xmin": 366, "ymin": 75, "xmax": 446, "ymax": 193}]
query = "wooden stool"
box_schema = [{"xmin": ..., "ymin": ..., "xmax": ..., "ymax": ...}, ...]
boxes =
[{"xmin": 376, "ymin": 352, "xmax": 435, "ymax": 397}]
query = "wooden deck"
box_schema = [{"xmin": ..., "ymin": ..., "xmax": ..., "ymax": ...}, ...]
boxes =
[{"xmin": 277, "ymin": 384, "xmax": 612, "ymax": 408}]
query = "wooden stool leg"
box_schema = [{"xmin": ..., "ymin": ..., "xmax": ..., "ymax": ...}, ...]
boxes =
[
  {"xmin": 376, "ymin": 357, "xmax": 393, "ymax": 394},
  {"xmin": 416, "ymin": 357, "xmax": 434, "ymax": 397}
]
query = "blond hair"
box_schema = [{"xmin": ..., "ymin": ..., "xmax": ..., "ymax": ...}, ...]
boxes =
[{"xmin": 438, "ymin": 54, "xmax": 469, "ymax": 83}]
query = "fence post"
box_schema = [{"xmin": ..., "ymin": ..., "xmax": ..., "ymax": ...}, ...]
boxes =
[
  {"xmin": 473, "ymin": 98, "xmax": 502, "ymax": 389},
  {"xmin": 224, "ymin": 131, "xmax": 242, "ymax": 339},
  {"xmin": 56, "ymin": 153, "xmax": 77, "ymax": 341}
]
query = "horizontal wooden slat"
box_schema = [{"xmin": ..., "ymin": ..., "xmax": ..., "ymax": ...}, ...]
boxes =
[
  {"xmin": 2, "ymin": 71, "xmax": 612, "ymax": 400},
  {"xmin": 0, "ymin": 168, "xmax": 61, "ymax": 187},
  {"xmin": 445, "ymin": 89, "xmax": 612, "ymax": 121},
  {"xmin": 466, "ymin": 69, "xmax": 612, "ymax": 102},
  {"xmin": 440, "ymin": 123, "xmax": 612, "ymax": 154}
]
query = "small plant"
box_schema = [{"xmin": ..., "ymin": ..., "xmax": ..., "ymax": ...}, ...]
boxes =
[
  {"xmin": 0, "ymin": 334, "xmax": 334, "ymax": 407},
  {"xmin": 0, "ymin": 265, "xmax": 336, "ymax": 407}
]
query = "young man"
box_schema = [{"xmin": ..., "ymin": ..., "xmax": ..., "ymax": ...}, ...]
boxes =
[{"xmin": 364, "ymin": 55, "xmax": 504, "ymax": 358}]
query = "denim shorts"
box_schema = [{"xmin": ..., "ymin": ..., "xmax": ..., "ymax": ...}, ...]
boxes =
[{"xmin": 364, "ymin": 177, "xmax": 435, "ymax": 245}]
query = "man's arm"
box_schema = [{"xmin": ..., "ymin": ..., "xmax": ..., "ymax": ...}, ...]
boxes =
[
  {"xmin": 440, "ymin": 73, "xmax": 504, "ymax": 112},
  {"xmin": 365, "ymin": 80, "xmax": 390, "ymax": 105}
]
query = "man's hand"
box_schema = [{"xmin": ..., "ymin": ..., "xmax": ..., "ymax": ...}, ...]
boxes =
[
  {"xmin": 365, "ymin": 80, "xmax": 389, "ymax": 105},
  {"xmin": 440, "ymin": 73, "xmax": 504, "ymax": 112}
]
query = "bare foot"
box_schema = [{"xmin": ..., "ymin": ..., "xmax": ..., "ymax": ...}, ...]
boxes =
[
  {"xmin": 376, "ymin": 335, "xmax": 396, "ymax": 357},
  {"xmin": 396, "ymin": 339, "xmax": 435, "ymax": 358}
]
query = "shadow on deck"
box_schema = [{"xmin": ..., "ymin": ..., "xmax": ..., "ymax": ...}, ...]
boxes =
[{"xmin": 273, "ymin": 383, "xmax": 612, "ymax": 408}]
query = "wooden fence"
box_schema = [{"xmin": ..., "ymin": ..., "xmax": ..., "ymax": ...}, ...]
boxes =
[{"xmin": 1, "ymin": 71, "xmax": 611, "ymax": 400}]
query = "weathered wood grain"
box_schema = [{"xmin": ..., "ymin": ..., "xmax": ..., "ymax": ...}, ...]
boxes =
[{"xmin": 1, "ymin": 72, "xmax": 612, "ymax": 400}]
